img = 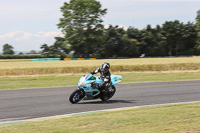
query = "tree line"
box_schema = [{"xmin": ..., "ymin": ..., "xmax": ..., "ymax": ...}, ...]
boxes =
[
  {"xmin": 1, "ymin": 43, "xmax": 39, "ymax": 55},
  {"xmin": 2, "ymin": 0, "xmax": 200, "ymax": 59},
  {"xmin": 40, "ymin": 0, "xmax": 200, "ymax": 58}
]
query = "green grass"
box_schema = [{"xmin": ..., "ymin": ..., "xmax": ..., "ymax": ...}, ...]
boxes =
[
  {"xmin": 1, "ymin": 72, "xmax": 200, "ymax": 90},
  {"xmin": 0, "ymin": 75, "xmax": 80, "ymax": 90},
  {"xmin": 1, "ymin": 58, "xmax": 200, "ymax": 132},
  {"xmin": 1, "ymin": 102, "xmax": 200, "ymax": 133}
]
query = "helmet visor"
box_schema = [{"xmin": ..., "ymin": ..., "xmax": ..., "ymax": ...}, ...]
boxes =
[{"xmin": 101, "ymin": 67, "xmax": 109, "ymax": 72}]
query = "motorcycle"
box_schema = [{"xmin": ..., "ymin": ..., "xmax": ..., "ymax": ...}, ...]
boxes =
[{"xmin": 69, "ymin": 73, "xmax": 122, "ymax": 104}]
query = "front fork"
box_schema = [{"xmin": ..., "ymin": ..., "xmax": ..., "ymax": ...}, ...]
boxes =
[{"xmin": 78, "ymin": 87, "xmax": 85, "ymax": 99}]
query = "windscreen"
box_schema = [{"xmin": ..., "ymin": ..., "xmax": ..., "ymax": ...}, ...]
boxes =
[
  {"xmin": 85, "ymin": 74, "xmax": 91, "ymax": 80},
  {"xmin": 84, "ymin": 74, "xmax": 96, "ymax": 80}
]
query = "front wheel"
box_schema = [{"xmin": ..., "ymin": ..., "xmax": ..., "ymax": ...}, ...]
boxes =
[
  {"xmin": 100, "ymin": 85, "xmax": 116, "ymax": 101},
  {"xmin": 69, "ymin": 89, "xmax": 84, "ymax": 104}
]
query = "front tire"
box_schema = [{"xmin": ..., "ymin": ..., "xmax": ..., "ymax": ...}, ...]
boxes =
[
  {"xmin": 69, "ymin": 89, "xmax": 84, "ymax": 104},
  {"xmin": 100, "ymin": 85, "xmax": 116, "ymax": 101}
]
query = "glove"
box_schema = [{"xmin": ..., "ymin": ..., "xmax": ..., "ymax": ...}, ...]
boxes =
[{"xmin": 90, "ymin": 72, "xmax": 94, "ymax": 75}]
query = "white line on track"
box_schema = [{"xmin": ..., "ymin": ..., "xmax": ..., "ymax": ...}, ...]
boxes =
[{"xmin": 1, "ymin": 100, "xmax": 200, "ymax": 126}]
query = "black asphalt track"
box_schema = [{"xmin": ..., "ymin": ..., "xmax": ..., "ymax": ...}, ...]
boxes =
[{"xmin": 0, "ymin": 80, "xmax": 200, "ymax": 123}]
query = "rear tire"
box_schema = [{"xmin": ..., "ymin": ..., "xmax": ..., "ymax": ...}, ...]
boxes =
[
  {"xmin": 69, "ymin": 89, "xmax": 84, "ymax": 104},
  {"xmin": 100, "ymin": 85, "xmax": 116, "ymax": 101}
]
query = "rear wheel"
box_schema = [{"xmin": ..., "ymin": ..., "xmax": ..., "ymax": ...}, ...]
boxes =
[
  {"xmin": 69, "ymin": 89, "xmax": 84, "ymax": 104},
  {"xmin": 100, "ymin": 85, "xmax": 116, "ymax": 101}
]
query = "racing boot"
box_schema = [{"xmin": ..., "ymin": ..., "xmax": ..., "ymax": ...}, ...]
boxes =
[
  {"xmin": 99, "ymin": 87, "xmax": 109, "ymax": 96},
  {"xmin": 92, "ymin": 83, "xmax": 108, "ymax": 96}
]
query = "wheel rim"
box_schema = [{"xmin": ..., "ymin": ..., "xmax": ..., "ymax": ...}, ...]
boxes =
[
  {"xmin": 108, "ymin": 87, "xmax": 115, "ymax": 96},
  {"xmin": 73, "ymin": 92, "xmax": 81, "ymax": 102},
  {"xmin": 103, "ymin": 87, "xmax": 115, "ymax": 100}
]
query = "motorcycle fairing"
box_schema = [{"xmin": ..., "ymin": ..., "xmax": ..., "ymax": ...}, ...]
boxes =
[{"xmin": 77, "ymin": 73, "xmax": 122, "ymax": 100}]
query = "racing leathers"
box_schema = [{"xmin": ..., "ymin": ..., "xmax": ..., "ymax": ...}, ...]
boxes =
[{"xmin": 90, "ymin": 67, "xmax": 111, "ymax": 90}]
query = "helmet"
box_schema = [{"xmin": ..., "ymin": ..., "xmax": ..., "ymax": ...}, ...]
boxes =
[{"xmin": 101, "ymin": 62, "xmax": 110, "ymax": 73}]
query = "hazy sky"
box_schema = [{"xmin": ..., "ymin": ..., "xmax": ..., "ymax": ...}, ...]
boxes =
[{"xmin": 0, "ymin": 0, "xmax": 199, "ymax": 52}]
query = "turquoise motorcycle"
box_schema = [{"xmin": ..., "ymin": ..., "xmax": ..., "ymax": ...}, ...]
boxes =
[{"xmin": 69, "ymin": 73, "xmax": 122, "ymax": 104}]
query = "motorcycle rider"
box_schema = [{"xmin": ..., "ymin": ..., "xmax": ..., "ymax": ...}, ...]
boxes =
[{"xmin": 90, "ymin": 62, "xmax": 111, "ymax": 93}]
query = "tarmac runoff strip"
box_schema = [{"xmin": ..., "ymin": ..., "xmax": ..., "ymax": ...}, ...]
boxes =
[{"xmin": 1, "ymin": 101, "xmax": 200, "ymax": 127}]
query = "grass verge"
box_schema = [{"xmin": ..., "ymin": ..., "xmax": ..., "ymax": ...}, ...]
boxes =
[
  {"xmin": 1, "ymin": 102, "xmax": 200, "ymax": 133},
  {"xmin": 1, "ymin": 72, "xmax": 200, "ymax": 90}
]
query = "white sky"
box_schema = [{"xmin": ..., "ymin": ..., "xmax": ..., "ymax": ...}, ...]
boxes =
[{"xmin": 0, "ymin": 0, "xmax": 199, "ymax": 52}]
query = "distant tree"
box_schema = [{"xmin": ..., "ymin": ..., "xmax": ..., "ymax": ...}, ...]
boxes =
[
  {"xmin": 40, "ymin": 37, "xmax": 70, "ymax": 58},
  {"xmin": 98, "ymin": 25, "xmax": 139, "ymax": 58},
  {"xmin": 181, "ymin": 22, "xmax": 197, "ymax": 55},
  {"xmin": 150, "ymin": 29, "xmax": 167, "ymax": 56},
  {"xmin": 195, "ymin": 10, "xmax": 200, "ymax": 54},
  {"xmin": 29, "ymin": 50, "xmax": 37, "ymax": 54},
  {"xmin": 40, "ymin": 44, "xmax": 58, "ymax": 57},
  {"xmin": 162, "ymin": 20, "xmax": 186, "ymax": 56},
  {"xmin": 3, "ymin": 44, "xmax": 14, "ymax": 55},
  {"xmin": 51, "ymin": 37, "xmax": 70, "ymax": 59},
  {"xmin": 161, "ymin": 20, "xmax": 197, "ymax": 56},
  {"xmin": 146, "ymin": 24, "xmax": 152, "ymax": 32},
  {"xmin": 40, "ymin": 44, "xmax": 50, "ymax": 56},
  {"xmin": 57, "ymin": 0, "xmax": 107, "ymax": 57},
  {"xmin": 127, "ymin": 27, "xmax": 158, "ymax": 56},
  {"xmin": 98, "ymin": 25, "xmax": 125, "ymax": 57},
  {"xmin": 18, "ymin": 52, "xmax": 23, "ymax": 55},
  {"xmin": 120, "ymin": 34, "xmax": 140, "ymax": 57}
]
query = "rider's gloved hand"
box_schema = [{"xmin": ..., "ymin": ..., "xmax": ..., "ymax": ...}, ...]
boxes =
[{"xmin": 90, "ymin": 72, "xmax": 94, "ymax": 75}]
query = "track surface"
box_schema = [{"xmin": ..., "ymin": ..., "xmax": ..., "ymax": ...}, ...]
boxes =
[{"xmin": 0, "ymin": 80, "xmax": 200, "ymax": 123}]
